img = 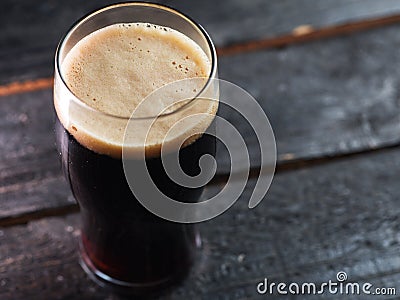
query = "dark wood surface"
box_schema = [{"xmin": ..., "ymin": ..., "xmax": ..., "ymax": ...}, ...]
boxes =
[
  {"xmin": 2, "ymin": 1, "xmax": 400, "ymax": 299},
  {"xmin": 3, "ymin": 148, "xmax": 400, "ymax": 299},
  {"xmin": 220, "ymin": 23, "xmax": 400, "ymax": 165}
]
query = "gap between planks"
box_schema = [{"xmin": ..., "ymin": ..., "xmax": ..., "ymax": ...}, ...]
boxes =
[
  {"xmin": 2, "ymin": 13, "xmax": 400, "ymax": 97},
  {"xmin": 2, "ymin": 141, "xmax": 400, "ymax": 228},
  {"xmin": 0, "ymin": 204, "xmax": 79, "ymax": 228},
  {"xmin": 218, "ymin": 13, "xmax": 400, "ymax": 55},
  {"xmin": 211, "ymin": 140, "xmax": 400, "ymax": 185}
]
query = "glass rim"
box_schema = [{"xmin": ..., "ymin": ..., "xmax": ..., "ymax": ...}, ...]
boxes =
[{"xmin": 55, "ymin": 1, "xmax": 218, "ymax": 121}]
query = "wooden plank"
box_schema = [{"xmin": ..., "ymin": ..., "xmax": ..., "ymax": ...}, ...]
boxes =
[
  {"xmin": 0, "ymin": 89, "xmax": 74, "ymax": 223},
  {"xmin": 168, "ymin": 0, "xmax": 400, "ymax": 46},
  {"xmin": 219, "ymin": 23, "xmax": 400, "ymax": 166},
  {"xmin": 3, "ymin": 0, "xmax": 400, "ymax": 83},
  {"xmin": 2, "ymin": 147, "xmax": 400, "ymax": 299}
]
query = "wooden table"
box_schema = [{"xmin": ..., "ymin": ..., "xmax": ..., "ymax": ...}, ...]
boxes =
[{"xmin": 2, "ymin": 1, "xmax": 400, "ymax": 299}]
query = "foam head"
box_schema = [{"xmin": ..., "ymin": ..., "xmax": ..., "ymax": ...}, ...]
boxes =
[{"xmin": 54, "ymin": 23, "xmax": 218, "ymax": 158}]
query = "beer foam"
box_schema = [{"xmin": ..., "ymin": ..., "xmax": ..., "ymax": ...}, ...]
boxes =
[{"xmin": 55, "ymin": 23, "xmax": 218, "ymax": 158}]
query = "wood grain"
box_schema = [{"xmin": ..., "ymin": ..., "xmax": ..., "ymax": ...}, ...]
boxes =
[
  {"xmin": 0, "ymin": 78, "xmax": 53, "ymax": 97},
  {"xmin": 167, "ymin": 0, "xmax": 400, "ymax": 47},
  {"xmin": 0, "ymin": 89, "xmax": 75, "ymax": 225},
  {"xmin": 2, "ymin": 147, "xmax": 400, "ymax": 299},
  {"xmin": 218, "ymin": 23, "xmax": 400, "ymax": 167}
]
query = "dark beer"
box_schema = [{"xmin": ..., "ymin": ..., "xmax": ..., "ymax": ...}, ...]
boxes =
[
  {"xmin": 54, "ymin": 13, "xmax": 218, "ymax": 294},
  {"xmin": 55, "ymin": 118, "xmax": 215, "ymax": 293}
]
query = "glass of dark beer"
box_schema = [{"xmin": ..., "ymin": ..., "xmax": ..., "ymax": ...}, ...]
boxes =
[{"xmin": 53, "ymin": 2, "xmax": 218, "ymax": 295}]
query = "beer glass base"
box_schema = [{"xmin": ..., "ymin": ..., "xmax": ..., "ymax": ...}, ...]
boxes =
[{"xmin": 78, "ymin": 233, "xmax": 203, "ymax": 296}]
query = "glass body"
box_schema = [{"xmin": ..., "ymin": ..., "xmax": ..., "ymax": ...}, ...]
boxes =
[{"xmin": 54, "ymin": 2, "xmax": 218, "ymax": 295}]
